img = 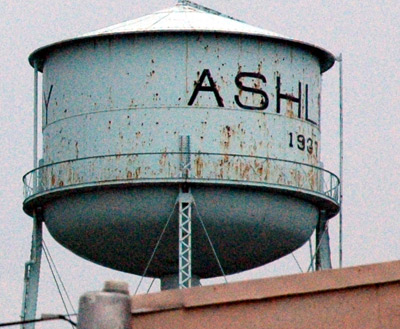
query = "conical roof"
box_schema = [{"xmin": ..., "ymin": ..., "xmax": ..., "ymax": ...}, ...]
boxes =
[
  {"xmin": 29, "ymin": 1, "xmax": 335, "ymax": 72},
  {"xmin": 81, "ymin": 1, "xmax": 286, "ymax": 39}
]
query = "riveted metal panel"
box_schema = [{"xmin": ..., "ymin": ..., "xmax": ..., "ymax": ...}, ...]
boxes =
[
  {"xmin": 24, "ymin": 13, "xmax": 338, "ymax": 277},
  {"xmin": 42, "ymin": 34, "xmax": 321, "ymax": 165}
]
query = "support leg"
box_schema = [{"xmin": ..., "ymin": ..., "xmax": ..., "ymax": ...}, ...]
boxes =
[
  {"xmin": 21, "ymin": 210, "xmax": 43, "ymax": 329},
  {"xmin": 315, "ymin": 210, "xmax": 332, "ymax": 270},
  {"xmin": 178, "ymin": 190, "xmax": 193, "ymax": 289}
]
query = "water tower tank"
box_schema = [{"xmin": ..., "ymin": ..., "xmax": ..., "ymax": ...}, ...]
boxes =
[{"xmin": 23, "ymin": 2, "xmax": 339, "ymax": 279}]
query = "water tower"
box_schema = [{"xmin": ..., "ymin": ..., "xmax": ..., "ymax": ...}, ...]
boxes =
[{"xmin": 22, "ymin": 0, "xmax": 339, "ymax": 316}]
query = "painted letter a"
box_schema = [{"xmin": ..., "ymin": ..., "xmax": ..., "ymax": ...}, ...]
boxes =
[{"xmin": 188, "ymin": 69, "xmax": 224, "ymax": 107}]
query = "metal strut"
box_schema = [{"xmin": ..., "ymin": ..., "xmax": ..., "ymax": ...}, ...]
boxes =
[
  {"xmin": 21, "ymin": 211, "xmax": 43, "ymax": 329},
  {"xmin": 315, "ymin": 210, "xmax": 332, "ymax": 270},
  {"xmin": 21, "ymin": 62, "xmax": 42, "ymax": 329}
]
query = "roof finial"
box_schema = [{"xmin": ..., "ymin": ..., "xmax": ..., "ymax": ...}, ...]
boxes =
[{"xmin": 175, "ymin": 0, "xmax": 244, "ymax": 22}]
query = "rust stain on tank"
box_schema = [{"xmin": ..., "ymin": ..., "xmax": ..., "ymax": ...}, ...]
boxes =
[
  {"xmin": 286, "ymin": 100, "xmax": 295, "ymax": 118},
  {"xmin": 51, "ymin": 175, "xmax": 56, "ymax": 186},
  {"xmin": 263, "ymin": 163, "xmax": 271, "ymax": 182},
  {"xmin": 159, "ymin": 155, "xmax": 166, "ymax": 168},
  {"xmin": 308, "ymin": 170, "xmax": 317, "ymax": 190},
  {"xmin": 135, "ymin": 167, "xmax": 141, "ymax": 179},
  {"xmin": 238, "ymin": 86, "xmax": 243, "ymax": 98},
  {"xmin": 257, "ymin": 62, "xmax": 263, "ymax": 73},
  {"xmin": 195, "ymin": 156, "xmax": 204, "ymax": 177},
  {"xmin": 242, "ymin": 163, "xmax": 251, "ymax": 180},
  {"xmin": 218, "ymin": 167, "xmax": 224, "ymax": 179},
  {"xmin": 67, "ymin": 167, "xmax": 73, "ymax": 184},
  {"xmin": 75, "ymin": 142, "xmax": 79, "ymax": 158},
  {"xmin": 291, "ymin": 169, "xmax": 303, "ymax": 188},
  {"xmin": 255, "ymin": 161, "xmax": 263, "ymax": 176},
  {"xmin": 277, "ymin": 172, "xmax": 285, "ymax": 185},
  {"xmin": 221, "ymin": 125, "xmax": 233, "ymax": 149},
  {"xmin": 253, "ymin": 77, "xmax": 262, "ymax": 90},
  {"xmin": 235, "ymin": 161, "xmax": 250, "ymax": 180},
  {"xmin": 127, "ymin": 171, "xmax": 133, "ymax": 179}
]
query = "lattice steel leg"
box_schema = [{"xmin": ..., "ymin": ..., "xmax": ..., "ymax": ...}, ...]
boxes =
[{"xmin": 178, "ymin": 190, "xmax": 193, "ymax": 289}]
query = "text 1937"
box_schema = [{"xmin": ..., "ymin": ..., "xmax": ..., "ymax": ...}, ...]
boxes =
[{"xmin": 288, "ymin": 132, "xmax": 318, "ymax": 156}]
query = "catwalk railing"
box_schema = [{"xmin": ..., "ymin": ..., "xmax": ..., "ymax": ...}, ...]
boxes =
[{"xmin": 23, "ymin": 152, "xmax": 340, "ymax": 203}]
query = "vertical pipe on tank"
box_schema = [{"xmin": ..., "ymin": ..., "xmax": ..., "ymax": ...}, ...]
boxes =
[
  {"xmin": 33, "ymin": 61, "xmax": 38, "ymax": 190},
  {"xmin": 337, "ymin": 54, "xmax": 344, "ymax": 268}
]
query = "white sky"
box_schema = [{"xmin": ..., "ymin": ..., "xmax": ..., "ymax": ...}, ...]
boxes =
[{"xmin": 0, "ymin": 1, "xmax": 399, "ymax": 328}]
